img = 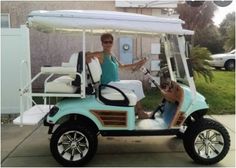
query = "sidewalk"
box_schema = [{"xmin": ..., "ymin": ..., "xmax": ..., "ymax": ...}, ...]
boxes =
[{"xmin": 1, "ymin": 115, "xmax": 235, "ymax": 167}]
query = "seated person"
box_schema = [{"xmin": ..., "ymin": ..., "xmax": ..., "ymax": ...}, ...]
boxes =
[{"xmin": 86, "ymin": 33, "xmax": 152, "ymax": 119}]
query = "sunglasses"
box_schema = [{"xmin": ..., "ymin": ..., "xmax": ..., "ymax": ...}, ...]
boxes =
[{"xmin": 102, "ymin": 40, "xmax": 113, "ymax": 44}]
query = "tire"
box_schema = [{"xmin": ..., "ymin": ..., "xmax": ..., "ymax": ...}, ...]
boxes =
[
  {"xmin": 224, "ymin": 60, "xmax": 235, "ymax": 71},
  {"xmin": 183, "ymin": 118, "xmax": 230, "ymax": 165},
  {"xmin": 176, "ymin": 131, "xmax": 184, "ymax": 139},
  {"xmin": 50, "ymin": 122, "xmax": 98, "ymax": 166}
]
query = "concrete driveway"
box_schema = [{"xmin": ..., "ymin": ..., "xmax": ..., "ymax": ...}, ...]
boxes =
[{"xmin": 1, "ymin": 115, "xmax": 235, "ymax": 167}]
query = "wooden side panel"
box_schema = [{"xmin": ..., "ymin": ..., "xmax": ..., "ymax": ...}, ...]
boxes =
[{"xmin": 90, "ymin": 110, "xmax": 127, "ymax": 127}]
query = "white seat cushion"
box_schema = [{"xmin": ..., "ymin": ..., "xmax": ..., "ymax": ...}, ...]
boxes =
[
  {"xmin": 62, "ymin": 53, "xmax": 78, "ymax": 67},
  {"xmin": 101, "ymin": 87, "xmax": 137, "ymax": 106},
  {"xmin": 41, "ymin": 66, "xmax": 76, "ymax": 74},
  {"xmin": 45, "ymin": 76, "xmax": 77, "ymax": 93},
  {"xmin": 87, "ymin": 58, "xmax": 102, "ymax": 83}
]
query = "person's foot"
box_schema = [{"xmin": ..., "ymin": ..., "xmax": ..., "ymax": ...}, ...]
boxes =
[{"xmin": 138, "ymin": 111, "xmax": 153, "ymax": 119}]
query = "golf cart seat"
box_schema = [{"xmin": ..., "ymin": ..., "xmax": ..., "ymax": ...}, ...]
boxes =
[
  {"xmin": 87, "ymin": 57, "xmax": 137, "ymax": 106},
  {"xmin": 44, "ymin": 52, "xmax": 83, "ymax": 93}
]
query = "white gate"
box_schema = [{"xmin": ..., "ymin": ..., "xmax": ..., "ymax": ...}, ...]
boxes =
[{"xmin": 1, "ymin": 25, "xmax": 32, "ymax": 114}]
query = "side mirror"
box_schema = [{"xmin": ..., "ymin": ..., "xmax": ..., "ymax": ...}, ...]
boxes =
[{"xmin": 186, "ymin": 0, "xmax": 205, "ymax": 7}]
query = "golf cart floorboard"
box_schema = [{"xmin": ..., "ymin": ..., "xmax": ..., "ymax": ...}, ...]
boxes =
[
  {"xmin": 100, "ymin": 129, "xmax": 179, "ymax": 136},
  {"xmin": 13, "ymin": 105, "xmax": 51, "ymax": 125},
  {"xmin": 100, "ymin": 118, "xmax": 179, "ymax": 136}
]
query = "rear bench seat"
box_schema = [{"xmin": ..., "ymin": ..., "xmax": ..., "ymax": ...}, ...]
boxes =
[{"xmin": 44, "ymin": 52, "xmax": 83, "ymax": 93}]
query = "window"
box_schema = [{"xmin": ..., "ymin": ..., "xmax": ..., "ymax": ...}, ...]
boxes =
[
  {"xmin": 1, "ymin": 13, "xmax": 10, "ymax": 28},
  {"xmin": 161, "ymin": 8, "xmax": 177, "ymax": 16}
]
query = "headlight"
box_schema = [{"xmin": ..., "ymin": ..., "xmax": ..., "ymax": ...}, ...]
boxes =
[{"xmin": 49, "ymin": 106, "xmax": 59, "ymax": 117}]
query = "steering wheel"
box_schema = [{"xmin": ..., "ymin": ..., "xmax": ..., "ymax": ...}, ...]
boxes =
[{"xmin": 132, "ymin": 57, "xmax": 148, "ymax": 72}]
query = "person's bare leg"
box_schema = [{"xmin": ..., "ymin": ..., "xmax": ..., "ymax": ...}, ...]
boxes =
[{"xmin": 135, "ymin": 101, "xmax": 152, "ymax": 119}]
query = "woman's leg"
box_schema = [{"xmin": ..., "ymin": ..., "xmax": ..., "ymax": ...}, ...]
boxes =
[
  {"xmin": 109, "ymin": 80, "xmax": 145, "ymax": 101},
  {"xmin": 109, "ymin": 80, "xmax": 152, "ymax": 119}
]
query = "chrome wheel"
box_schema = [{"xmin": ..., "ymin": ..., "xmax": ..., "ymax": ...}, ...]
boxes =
[
  {"xmin": 57, "ymin": 130, "xmax": 89, "ymax": 161},
  {"xmin": 184, "ymin": 118, "xmax": 230, "ymax": 164},
  {"xmin": 194, "ymin": 129, "xmax": 224, "ymax": 159}
]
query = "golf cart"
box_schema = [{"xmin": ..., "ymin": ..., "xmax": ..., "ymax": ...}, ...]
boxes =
[{"xmin": 13, "ymin": 10, "xmax": 230, "ymax": 166}]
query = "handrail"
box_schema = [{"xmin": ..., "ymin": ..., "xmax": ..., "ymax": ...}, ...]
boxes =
[
  {"xmin": 44, "ymin": 73, "xmax": 54, "ymax": 104},
  {"xmin": 20, "ymin": 60, "xmax": 30, "ymax": 127},
  {"xmin": 19, "ymin": 65, "xmax": 84, "ymax": 125},
  {"xmin": 31, "ymin": 93, "xmax": 82, "ymax": 97}
]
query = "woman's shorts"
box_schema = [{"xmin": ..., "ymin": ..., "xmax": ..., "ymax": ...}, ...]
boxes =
[{"xmin": 108, "ymin": 80, "xmax": 145, "ymax": 101}]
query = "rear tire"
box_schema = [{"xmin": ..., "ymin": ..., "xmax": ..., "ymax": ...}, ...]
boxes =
[
  {"xmin": 50, "ymin": 122, "xmax": 97, "ymax": 166},
  {"xmin": 183, "ymin": 118, "xmax": 230, "ymax": 165}
]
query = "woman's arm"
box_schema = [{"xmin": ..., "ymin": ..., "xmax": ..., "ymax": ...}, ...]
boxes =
[
  {"xmin": 116, "ymin": 57, "xmax": 147, "ymax": 69},
  {"xmin": 86, "ymin": 51, "xmax": 103, "ymax": 63}
]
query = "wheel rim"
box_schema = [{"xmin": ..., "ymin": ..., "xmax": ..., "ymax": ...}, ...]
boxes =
[
  {"xmin": 194, "ymin": 129, "xmax": 224, "ymax": 159},
  {"xmin": 57, "ymin": 130, "xmax": 89, "ymax": 161}
]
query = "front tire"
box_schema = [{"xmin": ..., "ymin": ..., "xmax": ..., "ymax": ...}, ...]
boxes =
[
  {"xmin": 50, "ymin": 122, "xmax": 98, "ymax": 166},
  {"xmin": 225, "ymin": 60, "xmax": 235, "ymax": 71},
  {"xmin": 183, "ymin": 118, "xmax": 230, "ymax": 165},
  {"xmin": 176, "ymin": 132, "xmax": 184, "ymax": 139}
]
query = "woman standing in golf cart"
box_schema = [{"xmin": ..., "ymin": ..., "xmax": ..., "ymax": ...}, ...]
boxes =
[{"xmin": 86, "ymin": 33, "xmax": 151, "ymax": 119}]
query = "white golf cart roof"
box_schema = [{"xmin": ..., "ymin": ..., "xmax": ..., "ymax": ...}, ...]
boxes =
[{"xmin": 27, "ymin": 10, "xmax": 194, "ymax": 35}]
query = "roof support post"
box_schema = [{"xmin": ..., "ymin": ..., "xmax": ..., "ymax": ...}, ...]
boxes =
[
  {"xmin": 82, "ymin": 30, "xmax": 86, "ymax": 98},
  {"xmin": 177, "ymin": 35, "xmax": 196, "ymax": 99},
  {"xmin": 163, "ymin": 35, "xmax": 175, "ymax": 81}
]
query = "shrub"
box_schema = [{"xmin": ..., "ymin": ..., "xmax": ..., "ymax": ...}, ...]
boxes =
[{"xmin": 190, "ymin": 46, "xmax": 213, "ymax": 82}]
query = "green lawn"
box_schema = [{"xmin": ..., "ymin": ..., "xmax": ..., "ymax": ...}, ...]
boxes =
[
  {"xmin": 195, "ymin": 71, "xmax": 235, "ymax": 114},
  {"xmin": 142, "ymin": 71, "xmax": 235, "ymax": 114}
]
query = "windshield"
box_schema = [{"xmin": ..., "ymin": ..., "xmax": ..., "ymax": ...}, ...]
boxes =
[
  {"xmin": 169, "ymin": 35, "xmax": 188, "ymax": 81},
  {"xmin": 230, "ymin": 49, "xmax": 235, "ymax": 54}
]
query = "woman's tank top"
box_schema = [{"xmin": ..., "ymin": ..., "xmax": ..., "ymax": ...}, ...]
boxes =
[{"xmin": 101, "ymin": 53, "xmax": 119, "ymax": 84}]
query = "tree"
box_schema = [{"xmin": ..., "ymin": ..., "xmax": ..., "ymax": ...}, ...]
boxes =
[
  {"xmin": 194, "ymin": 24, "xmax": 224, "ymax": 54},
  {"xmin": 177, "ymin": 1, "xmax": 217, "ymax": 31},
  {"xmin": 224, "ymin": 24, "xmax": 235, "ymax": 51},
  {"xmin": 177, "ymin": 2, "xmax": 219, "ymax": 47},
  {"xmin": 219, "ymin": 12, "xmax": 235, "ymax": 51},
  {"xmin": 219, "ymin": 12, "xmax": 235, "ymax": 38}
]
